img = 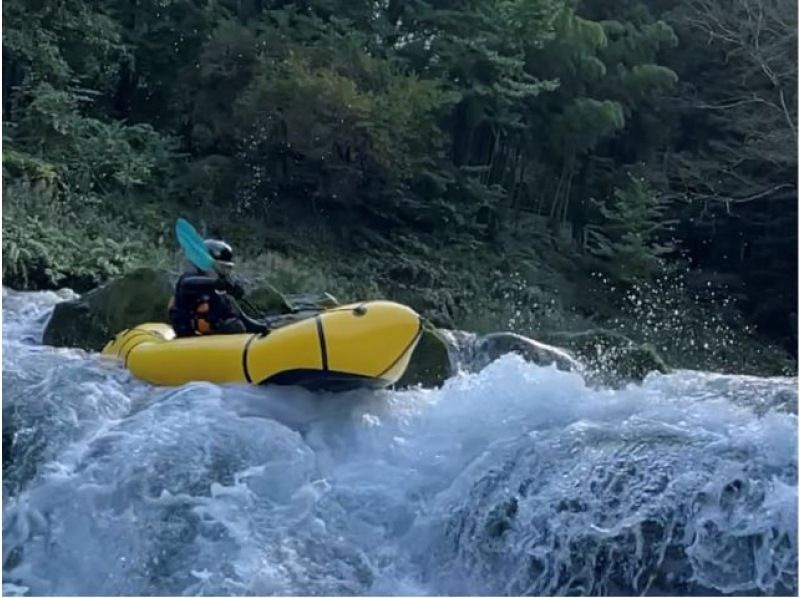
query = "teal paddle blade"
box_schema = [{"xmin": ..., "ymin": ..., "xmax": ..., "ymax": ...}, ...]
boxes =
[{"xmin": 176, "ymin": 218, "xmax": 215, "ymax": 271}]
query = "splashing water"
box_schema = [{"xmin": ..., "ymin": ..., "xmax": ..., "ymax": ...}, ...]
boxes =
[{"xmin": 2, "ymin": 289, "xmax": 797, "ymax": 595}]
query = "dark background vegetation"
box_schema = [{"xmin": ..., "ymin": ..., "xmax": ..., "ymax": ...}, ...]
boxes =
[{"xmin": 2, "ymin": 0, "xmax": 797, "ymax": 373}]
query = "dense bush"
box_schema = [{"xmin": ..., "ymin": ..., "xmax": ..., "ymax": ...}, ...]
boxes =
[{"xmin": 2, "ymin": 191, "xmax": 172, "ymax": 291}]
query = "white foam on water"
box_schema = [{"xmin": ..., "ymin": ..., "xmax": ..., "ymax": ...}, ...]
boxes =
[{"xmin": 2, "ymin": 290, "xmax": 797, "ymax": 595}]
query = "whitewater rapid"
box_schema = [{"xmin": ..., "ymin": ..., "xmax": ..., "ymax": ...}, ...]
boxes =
[{"xmin": 2, "ymin": 289, "xmax": 797, "ymax": 595}]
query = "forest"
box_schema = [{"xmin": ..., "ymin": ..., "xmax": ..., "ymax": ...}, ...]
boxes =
[{"xmin": 2, "ymin": 0, "xmax": 797, "ymax": 372}]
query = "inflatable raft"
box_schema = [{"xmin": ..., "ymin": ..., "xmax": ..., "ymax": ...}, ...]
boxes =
[{"xmin": 101, "ymin": 301, "xmax": 422, "ymax": 390}]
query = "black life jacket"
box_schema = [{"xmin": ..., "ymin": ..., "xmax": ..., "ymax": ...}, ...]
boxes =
[{"xmin": 168, "ymin": 273, "xmax": 220, "ymax": 336}]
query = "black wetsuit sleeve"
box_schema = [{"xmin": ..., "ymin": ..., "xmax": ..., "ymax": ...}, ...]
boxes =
[
  {"xmin": 225, "ymin": 297, "xmax": 269, "ymax": 333},
  {"xmin": 178, "ymin": 274, "xmax": 225, "ymax": 293},
  {"xmin": 239, "ymin": 308, "xmax": 270, "ymax": 334}
]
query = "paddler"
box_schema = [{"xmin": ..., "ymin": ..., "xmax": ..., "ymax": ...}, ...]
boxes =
[{"xmin": 168, "ymin": 239, "xmax": 269, "ymax": 337}]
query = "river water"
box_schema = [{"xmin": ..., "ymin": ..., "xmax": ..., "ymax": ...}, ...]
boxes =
[{"xmin": 2, "ymin": 289, "xmax": 797, "ymax": 595}]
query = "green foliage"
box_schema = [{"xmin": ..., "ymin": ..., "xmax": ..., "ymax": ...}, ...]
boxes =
[
  {"xmin": 13, "ymin": 83, "xmax": 177, "ymax": 196},
  {"xmin": 617, "ymin": 64, "xmax": 678, "ymax": 103},
  {"xmin": 559, "ymin": 97, "xmax": 626, "ymax": 150},
  {"xmin": 4, "ymin": 0, "xmax": 681, "ymax": 237},
  {"xmin": 3, "ymin": 0, "xmax": 121, "ymax": 90},
  {"xmin": 1, "ymin": 0, "xmax": 795, "ymax": 368},
  {"xmin": 587, "ymin": 175, "xmax": 675, "ymax": 283},
  {"xmin": 2, "ymin": 207, "xmax": 164, "ymax": 291}
]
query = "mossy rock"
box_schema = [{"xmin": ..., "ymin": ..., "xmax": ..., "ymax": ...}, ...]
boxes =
[
  {"xmin": 397, "ymin": 321, "xmax": 453, "ymax": 388},
  {"xmin": 472, "ymin": 332, "xmax": 580, "ymax": 373},
  {"xmin": 246, "ymin": 284, "xmax": 293, "ymax": 316},
  {"xmin": 541, "ymin": 328, "xmax": 670, "ymax": 384},
  {"xmin": 386, "ymin": 285, "xmax": 456, "ymax": 329},
  {"xmin": 42, "ymin": 268, "xmax": 173, "ymax": 351},
  {"xmin": 284, "ymin": 291, "xmax": 340, "ymax": 312},
  {"xmin": 619, "ymin": 343, "xmax": 670, "ymax": 382},
  {"xmin": 245, "ymin": 285, "xmax": 340, "ymax": 316}
]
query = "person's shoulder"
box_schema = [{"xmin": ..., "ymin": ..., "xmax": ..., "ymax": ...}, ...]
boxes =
[{"xmin": 175, "ymin": 270, "xmax": 197, "ymax": 287}]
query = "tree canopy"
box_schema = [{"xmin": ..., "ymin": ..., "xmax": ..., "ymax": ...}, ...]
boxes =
[{"xmin": 3, "ymin": 0, "xmax": 796, "ymax": 353}]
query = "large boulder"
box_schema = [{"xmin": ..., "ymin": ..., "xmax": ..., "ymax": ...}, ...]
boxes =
[
  {"xmin": 285, "ymin": 291, "xmax": 340, "ymax": 312},
  {"xmin": 541, "ymin": 328, "xmax": 670, "ymax": 384},
  {"xmin": 42, "ymin": 268, "xmax": 173, "ymax": 351},
  {"xmin": 397, "ymin": 321, "xmax": 453, "ymax": 388},
  {"xmin": 245, "ymin": 284, "xmax": 293, "ymax": 316},
  {"xmin": 245, "ymin": 285, "xmax": 340, "ymax": 317},
  {"xmin": 398, "ymin": 329, "xmax": 581, "ymax": 389},
  {"xmin": 387, "ymin": 285, "xmax": 456, "ymax": 329},
  {"xmin": 471, "ymin": 332, "xmax": 580, "ymax": 373}
]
